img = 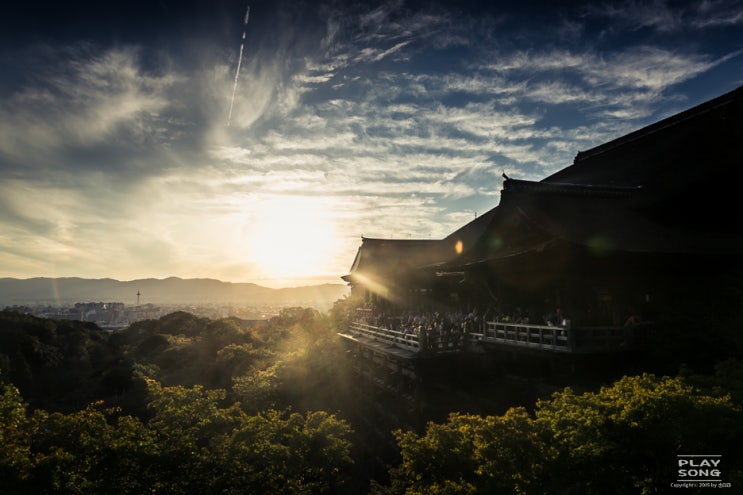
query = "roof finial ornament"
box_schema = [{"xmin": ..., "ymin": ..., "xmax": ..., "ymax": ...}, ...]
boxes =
[{"xmin": 502, "ymin": 171, "xmax": 510, "ymax": 180}]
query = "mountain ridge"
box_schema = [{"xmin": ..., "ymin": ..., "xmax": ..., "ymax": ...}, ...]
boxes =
[{"xmin": 0, "ymin": 276, "xmax": 350, "ymax": 307}]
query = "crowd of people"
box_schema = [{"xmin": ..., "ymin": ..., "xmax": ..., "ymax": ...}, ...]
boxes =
[
  {"xmin": 362, "ymin": 309, "xmax": 482, "ymax": 331},
  {"xmin": 351, "ymin": 304, "xmax": 570, "ymax": 352}
]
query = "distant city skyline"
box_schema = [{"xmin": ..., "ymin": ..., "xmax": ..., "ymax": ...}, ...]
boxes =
[
  {"xmin": 1, "ymin": 0, "xmax": 742, "ymax": 287},
  {"xmin": 0, "ymin": 276, "xmax": 348, "ymax": 309}
]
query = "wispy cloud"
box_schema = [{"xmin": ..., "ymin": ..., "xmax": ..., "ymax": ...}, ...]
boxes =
[
  {"xmin": 483, "ymin": 46, "xmax": 722, "ymax": 92},
  {"xmin": 692, "ymin": 0, "xmax": 743, "ymax": 27},
  {"xmin": 585, "ymin": 0, "xmax": 743, "ymax": 32},
  {"xmin": 0, "ymin": 46, "xmax": 178, "ymax": 170}
]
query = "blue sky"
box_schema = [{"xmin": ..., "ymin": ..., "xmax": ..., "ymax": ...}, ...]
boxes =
[{"xmin": 1, "ymin": 0, "xmax": 742, "ymax": 287}]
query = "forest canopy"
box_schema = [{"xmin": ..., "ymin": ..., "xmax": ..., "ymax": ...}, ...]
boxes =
[{"xmin": 1, "ymin": 306, "xmax": 742, "ymax": 494}]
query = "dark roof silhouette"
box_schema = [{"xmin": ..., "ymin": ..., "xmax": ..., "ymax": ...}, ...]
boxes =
[
  {"xmin": 446, "ymin": 177, "xmax": 743, "ymax": 270},
  {"xmin": 344, "ymin": 84, "xmax": 743, "ymax": 282}
]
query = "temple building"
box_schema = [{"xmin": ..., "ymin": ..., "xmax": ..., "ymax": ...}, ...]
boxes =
[
  {"xmin": 337, "ymin": 85, "xmax": 743, "ymax": 435},
  {"xmin": 342, "ymin": 84, "xmax": 743, "ymax": 355}
]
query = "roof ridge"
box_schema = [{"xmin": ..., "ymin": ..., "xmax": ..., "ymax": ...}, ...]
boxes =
[
  {"xmin": 505, "ymin": 178, "xmax": 642, "ymax": 197},
  {"xmin": 574, "ymin": 84, "xmax": 743, "ymax": 163}
]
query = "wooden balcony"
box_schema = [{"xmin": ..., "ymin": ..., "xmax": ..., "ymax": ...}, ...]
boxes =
[
  {"xmin": 475, "ymin": 321, "xmax": 633, "ymax": 353},
  {"xmin": 340, "ymin": 321, "xmax": 466, "ymax": 357},
  {"xmin": 341, "ymin": 319, "xmax": 634, "ymax": 357}
]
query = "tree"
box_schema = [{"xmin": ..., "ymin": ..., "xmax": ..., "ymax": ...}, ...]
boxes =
[
  {"xmin": 0, "ymin": 380, "xmax": 32, "ymax": 494},
  {"xmin": 379, "ymin": 374, "xmax": 743, "ymax": 495},
  {"xmin": 535, "ymin": 374, "xmax": 743, "ymax": 494},
  {"xmin": 222, "ymin": 409, "xmax": 354, "ymax": 494},
  {"xmin": 233, "ymin": 365, "xmax": 281, "ymax": 412},
  {"xmin": 380, "ymin": 408, "xmax": 544, "ymax": 495},
  {"xmin": 144, "ymin": 379, "xmax": 354, "ymax": 494},
  {"xmin": 27, "ymin": 401, "xmax": 157, "ymax": 495},
  {"xmin": 142, "ymin": 379, "xmax": 243, "ymax": 494}
]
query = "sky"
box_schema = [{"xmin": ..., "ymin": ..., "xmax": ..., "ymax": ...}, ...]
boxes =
[{"xmin": 1, "ymin": 0, "xmax": 742, "ymax": 288}]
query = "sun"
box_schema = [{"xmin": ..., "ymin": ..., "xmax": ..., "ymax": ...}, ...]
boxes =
[{"xmin": 245, "ymin": 196, "xmax": 340, "ymax": 282}]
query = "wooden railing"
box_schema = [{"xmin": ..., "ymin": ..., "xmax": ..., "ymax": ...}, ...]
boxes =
[
  {"xmin": 346, "ymin": 320, "xmax": 633, "ymax": 355},
  {"xmin": 348, "ymin": 321, "xmax": 420, "ymax": 353},
  {"xmin": 481, "ymin": 321, "xmax": 571, "ymax": 351},
  {"xmin": 347, "ymin": 321, "xmax": 467, "ymax": 354},
  {"xmin": 481, "ymin": 321, "xmax": 633, "ymax": 353}
]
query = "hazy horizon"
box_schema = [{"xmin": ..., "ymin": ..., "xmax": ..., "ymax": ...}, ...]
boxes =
[
  {"xmin": 0, "ymin": 276, "xmax": 350, "ymax": 310},
  {"xmin": 1, "ymin": 274, "xmax": 349, "ymax": 290}
]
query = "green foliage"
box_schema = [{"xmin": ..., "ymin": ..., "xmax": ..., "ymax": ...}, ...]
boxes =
[
  {"xmin": 28, "ymin": 402, "xmax": 157, "ymax": 495},
  {"xmin": 214, "ymin": 342, "xmax": 270, "ymax": 389},
  {"xmin": 380, "ymin": 374, "xmax": 743, "ymax": 495},
  {"xmin": 1, "ymin": 305, "xmax": 354, "ymax": 417},
  {"xmin": 0, "ymin": 305, "xmax": 406, "ymax": 493},
  {"xmin": 143, "ymin": 381, "xmax": 354, "ymax": 494},
  {"xmin": 0, "ymin": 310, "xmax": 121, "ymax": 411},
  {"xmin": 113, "ymin": 312, "xmax": 260, "ymax": 390},
  {"xmin": 0, "ymin": 380, "xmax": 33, "ymax": 493},
  {"xmin": 8, "ymin": 305, "xmax": 741, "ymax": 494},
  {"xmin": 541, "ymin": 374, "xmax": 742, "ymax": 493},
  {"xmin": 0, "ymin": 307, "xmax": 357, "ymax": 494},
  {"xmin": 0, "ymin": 377, "xmax": 354, "ymax": 494},
  {"xmin": 223, "ymin": 409, "xmax": 354, "ymax": 494},
  {"xmin": 126, "ymin": 311, "xmax": 210, "ymax": 338},
  {"xmin": 329, "ymin": 293, "xmax": 364, "ymax": 333},
  {"xmin": 382, "ymin": 408, "xmax": 544, "ymax": 495},
  {"xmin": 233, "ymin": 365, "xmax": 281, "ymax": 412}
]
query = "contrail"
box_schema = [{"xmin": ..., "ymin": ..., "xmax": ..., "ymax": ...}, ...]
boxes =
[{"xmin": 227, "ymin": 4, "xmax": 251, "ymax": 127}]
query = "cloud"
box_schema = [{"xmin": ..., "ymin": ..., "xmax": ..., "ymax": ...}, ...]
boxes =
[
  {"xmin": 586, "ymin": 46, "xmax": 720, "ymax": 90},
  {"xmin": 0, "ymin": 176, "xmax": 184, "ymax": 279},
  {"xmin": 589, "ymin": 0, "xmax": 683, "ymax": 32},
  {"xmin": 584, "ymin": 0, "xmax": 743, "ymax": 32},
  {"xmin": 317, "ymin": 0, "xmax": 455, "ymax": 75},
  {"xmin": 0, "ymin": 46, "xmax": 178, "ymax": 171},
  {"xmin": 692, "ymin": 0, "xmax": 743, "ymax": 27},
  {"xmin": 355, "ymin": 40, "xmax": 412, "ymax": 63},
  {"xmin": 483, "ymin": 46, "xmax": 720, "ymax": 91}
]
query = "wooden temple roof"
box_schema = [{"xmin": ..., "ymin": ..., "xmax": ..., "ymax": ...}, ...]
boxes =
[{"xmin": 343, "ymin": 84, "xmax": 743, "ymax": 282}]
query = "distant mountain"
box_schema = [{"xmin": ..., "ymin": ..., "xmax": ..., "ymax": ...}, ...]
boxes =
[{"xmin": 0, "ymin": 277, "xmax": 350, "ymax": 308}]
